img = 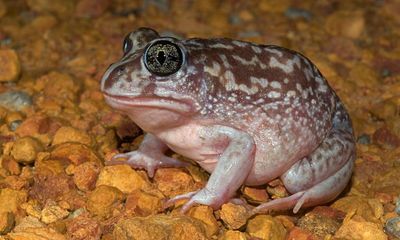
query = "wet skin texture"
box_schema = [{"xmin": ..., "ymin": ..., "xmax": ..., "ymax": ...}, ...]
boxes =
[{"xmin": 100, "ymin": 27, "xmax": 356, "ymax": 214}]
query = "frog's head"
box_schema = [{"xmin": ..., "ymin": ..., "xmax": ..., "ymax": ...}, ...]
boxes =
[{"xmin": 101, "ymin": 27, "xmax": 204, "ymax": 117}]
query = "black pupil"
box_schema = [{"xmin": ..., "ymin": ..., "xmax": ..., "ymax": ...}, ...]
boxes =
[
  {"xmin": 144, "ymin": 40, "xmax": 183, "ymax": 76},
  {"xmin": 156, "ymin": 51, "xmax": 166, "ymax": 65}
]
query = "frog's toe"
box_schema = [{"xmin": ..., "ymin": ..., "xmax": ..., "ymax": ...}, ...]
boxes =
[
  {"xmin": 163, "ymin": 191, "xmax": 198, "ymax": 211},
  {"xmin": 165, "ymin": 188, "xmax": 230, "ymax": 213}
]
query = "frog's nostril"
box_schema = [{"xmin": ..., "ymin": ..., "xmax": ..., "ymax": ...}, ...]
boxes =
[{"xmin": 116, "ymin": 66, "xmax": 125, "ymax": 75}]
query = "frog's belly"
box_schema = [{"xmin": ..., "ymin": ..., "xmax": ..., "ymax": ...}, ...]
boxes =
[{"xmin": 156, "ymin": 123, "xmax": 226, "ymax": 172}]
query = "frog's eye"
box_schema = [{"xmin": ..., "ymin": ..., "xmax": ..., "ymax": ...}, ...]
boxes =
[
  {"xmin": 122, "ymin": 34, "xmax": 133, "ymax": 55},
  {"xmin": 143, "ymin": 39, "xmax": 183, "ymax": 76}
]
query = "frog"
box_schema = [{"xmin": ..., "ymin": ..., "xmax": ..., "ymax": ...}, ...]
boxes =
[{"xmin": 100, "ymin": 27, "xmax": 356, "ymax": 214}]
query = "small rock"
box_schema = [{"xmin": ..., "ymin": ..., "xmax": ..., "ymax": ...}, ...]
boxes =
[
  {"xmin": 51, "ymin": 142, "xmax": 102, "ymax": 166},
  {"xmin": 335, "ymin": 214, "xmax": 387, "ymax": 240},
  {"xmin": 385, "ymin": 217, "xmax": 400, "ymax": 238},
  {"xmin": 96, "ymin": 165, "xmax": 149, "ymax": 194},
  {"xmin": 113, "ymin": 215, "xmax": 208, "ymax": 240},
  {"xmin": 0, "ymin": 49, "xmax": 20, "ymax": 82},
  {"xmin": 125, "ymin": 189, "xmax": 163, "ymax": 216},
  {"xmin": 0, "ymin": 91, "xmax": 32, "ymax": 111},
  {"xmin": 332, "ymin": 196, "xmax": 384, "ymax": 223},
  {"xmin": 246, "ymin": 215, "xmax": 287, "ymax": 240},
  {"xmin": 297, "ymin": 207, "xmax": 342, "ymax": 238},
  {"xmin": 0, "ymin": 188, "xmax": 28, "ymax": 214},
  {"xmin": 188, "ymin": 206, "xmax": 219, "ymax": 237},
  {"xmin": 0, "ymin": 212, "xmax": 14, "ymax": 235},
  {"xmin": 357, "ymin": 134, "xmax": 371, "ymax": 144},
  {"xmin": 9, "ymin": 119, "xmax": 23, "ymax": 131},
  {"xmin": 15, "ymin": 114, "xmax": 61, "ymax": 139},
  {"xmin": 41, "ymin": 201, "xmax": 69, "ymax": 224},
  {"xmin": 11, "ymin": 136, "xmax": 44, "ymax": 164},
  {"xmin": 218, "ymin": 230, "xmax": 249, "ymax": 240},
  {"xmin": 52, "ymin": 126, "xmax": 93, "ymax": 146},
  {"xmin": 73, "ymin": 162, "xmax": 100, "ymax": 191},
  {"xmin": 87, "ymin": 185, "xmax": 124, "ymax": 219},
  {"xmin": 9, "ymin": 225, "xmax": 66, "ymax": 240},
  {"xmin": 242, "ymin": 186, "xmax": 269, "ymax": 204},
  {"xmin": 30, "ymin": 167, "xmax": 85, "ymax": 208},
  {"xmin": 284, "ymin": 7, "xmax": 312, "ymax": 21},
  {"xmin": 373, "ymin": 126, "xmax": 400, "ymax": 149},
  {"xmin": 154, "ymin": 168, "xmax": 196, "ymax": 197},
  {"xmin": 286, "ymin": 227, "xmax": 318, "ymax": 240},
  {"xmin": 396, "ymin": 196, "xmax": 400, "ymax": 214},
  {"xmin": 1, "ymin": 155, "xmax": 21, "ymax": 175},
  {"xmin": 66, "ymin": 214, "xmax": 102, "ymax": 240},
  {"xmin": 219, "ymin": 203, "xmax": 248, "ymax": 230}
]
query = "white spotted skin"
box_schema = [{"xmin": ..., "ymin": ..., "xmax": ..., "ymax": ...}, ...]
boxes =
[{"xmin": 101, "ymin": 28, "xmax": 356, "ymax": 213}]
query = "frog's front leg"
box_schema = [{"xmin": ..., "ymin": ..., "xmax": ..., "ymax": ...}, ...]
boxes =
[
  {"xmin": 165, "ymin": 126, "xmax": 256, "ymax": 213},
  {"xmin": 107, "ymin": 133, "xmax": 189, "ymax": 177}
]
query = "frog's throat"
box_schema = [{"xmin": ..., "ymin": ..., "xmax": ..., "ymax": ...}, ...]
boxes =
[{"xmin": 103, "ymin": 94, "xmax": 197, "ymax": 114}]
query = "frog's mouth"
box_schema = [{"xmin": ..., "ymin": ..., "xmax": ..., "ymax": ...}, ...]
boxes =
[{"xmin": 103, "ymin": 93, "xmax": 197, "ymax": 114}]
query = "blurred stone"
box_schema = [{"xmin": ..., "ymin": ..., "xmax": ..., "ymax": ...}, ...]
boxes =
[
  {"xmin": 0, "ymin": 0, "xmax": 6, "ymax": 18},
  {"xmin": 188, "ymin": 206, "xmax": 218, "ymax": 237},
  {"xmin": 11, "ymin": 136, "xmax": 43, "ymax": 164},
  {"xmin": 349, "ymin": 63, "xmax": 379, "ymax": 88},
  {"xmin": 0, "ymin": 212, "xmax": 14, "ymax": 235},
  {"xmin": 0, "ymin": 49, "xmax": 20, "ymax": 82},
  {"xmin": 113, "ymin": 215, "xmax": 208, "ymax": 240},
  {"xmin": 0, "ymin": 91, "xmax": 32, "ymax": 111},
  {"xmin": 76, "ymin": 0, "xmax": 111, "ymax": 18},
  {"xmin": 284, "ymin": 7, "xmax": 312, "ymax": 21},
  {"xmin": 9, "ymin": 119, "xmax": 23, "ymax": 131},
  {"xmin": 1, "ymin": 156, "xmax": 21, "ymax": 175},
  {"xmin": 325, "ymin": 10, "xmax": 365, "ymax": 39},
  {"xmin": 219, "ymin": 203, "xmax": 248, "ymax": 230},
  {"xmin": 385, "ymin": 217, "xmax": 400, "ymax": 239},
  {"xmin": 87, "ymin": 185, "xmax": 124, "ymax": 219},
  {"xmin": 373, "ymin": 126, "xmax": 400, "ymax": 149},
  {"xmin": 26, "ymin": 0, "xmax": 75, "ymax": 18},
  {"xmin": 246, "ymin": 215, "xmax": 287, "ymax": 240},
  {"xmin": 96, "ymin": 165, "xmax": 149, "ymax": 194}
]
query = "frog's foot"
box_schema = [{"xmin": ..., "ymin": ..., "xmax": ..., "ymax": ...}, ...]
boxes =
[
  {"xmin": 107, "ymin": 151, "xmax": 189, "ymax": 178},
  {"xmin": 164, "ymin": 188, "xmax": 230, "ymax": 213}
]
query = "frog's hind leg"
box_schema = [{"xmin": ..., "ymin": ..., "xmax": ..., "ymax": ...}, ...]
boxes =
[
  {"xmin": 252, "ymin": 158, "xmax": 353, "ymax": 215},
  {"xmin": 251, "ymin": 125, "xmax": 355, "ymax": 215}
]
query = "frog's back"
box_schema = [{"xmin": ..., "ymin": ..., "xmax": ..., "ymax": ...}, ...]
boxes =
[{"xmin": 183, "ymin": 38, "xmax": 336, "ymax": 130}]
